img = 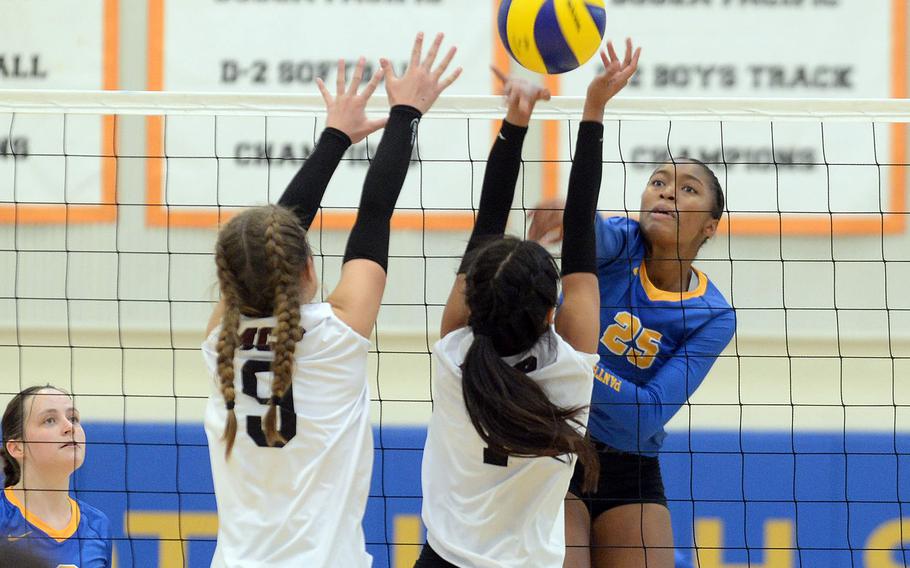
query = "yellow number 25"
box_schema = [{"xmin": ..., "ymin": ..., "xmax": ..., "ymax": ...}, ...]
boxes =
[{"xmin": 600, "ymin": 311, "xmax": 662, "ymax": 370}]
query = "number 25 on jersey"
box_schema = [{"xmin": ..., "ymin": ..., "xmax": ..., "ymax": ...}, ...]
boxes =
[{"xmin": 601, "ymin": 312, "xmax": 662, "ymax": 370}]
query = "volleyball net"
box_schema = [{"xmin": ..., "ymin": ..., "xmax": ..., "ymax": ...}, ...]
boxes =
[{"xmin": 1, "ymin": 91, "xmax": 909, "ymax": 567}]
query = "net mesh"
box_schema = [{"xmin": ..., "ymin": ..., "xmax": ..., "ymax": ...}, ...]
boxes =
[{"xmin": 1, "ymin": 92, "xmax": 909, "ymax": 567}]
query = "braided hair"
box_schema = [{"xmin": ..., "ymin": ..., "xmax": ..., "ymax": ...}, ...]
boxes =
[{"xmin": 214, "ymin": 205, "xmax": 310, "ymax": 457}]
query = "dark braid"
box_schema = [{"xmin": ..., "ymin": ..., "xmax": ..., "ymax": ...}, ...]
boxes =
[
  {"xmin": 215, "ymin": 242, "xmax": 242, "ymax": 458},
  {"xmin": 262, "ymin": 209, "xmax": 304, "ymax": 447}
]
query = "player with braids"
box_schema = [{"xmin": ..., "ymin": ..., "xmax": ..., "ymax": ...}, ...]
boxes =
[
  {"xmin": 202, "ymin": 35, "xmax": 461, "ymax": 567},
  {"xmin": 414, "ymin": 52, "xmax": 639, "ymax": 567},
  {"xmin": 0, "ymin": 385, "xmax": 112, "ymax": 566},
  {"xmin": 213, "ymin": 205, "xmax": 312, "ymax": 455},
  {"xmin": 529, "ymin": 41, "xmax": 735, "ymax": 568}
]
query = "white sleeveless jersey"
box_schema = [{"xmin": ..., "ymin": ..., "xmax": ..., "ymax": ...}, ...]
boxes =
[
  {"xmin": 202, "ymin": 302, "xmax": 373, "ymax": 568},
  {"xmin": 422, "ymin": 326, "xmax": 598, "ymax": 568}
]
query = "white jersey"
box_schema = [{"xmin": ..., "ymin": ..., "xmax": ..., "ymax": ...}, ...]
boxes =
[
  {"xmin": 422, "ymin": 326, "xmax": 598, "ymax": 568},
  {"xmin": 202, "ymin": 302, "xmax": 373, "ymax": 568}
]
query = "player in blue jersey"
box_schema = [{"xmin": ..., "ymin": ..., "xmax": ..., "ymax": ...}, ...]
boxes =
[
  {"xmin": 528, "ymin": 40, "xmax": 736, "ymax": 568},
  {"xmin": 0, "ymin": 385, "xmax": 112, "ymax": 567}
]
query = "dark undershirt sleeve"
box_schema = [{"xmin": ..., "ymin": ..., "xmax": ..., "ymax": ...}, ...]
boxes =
[
  {"xmin": 457, "ymin": 121, "xmax": 528, "ymax": 274},
  {"xmin": 277, "ymin": 127, "xmax": 352, "ymax": 231},
  {"xmin": 342, "ymin": 105, "xmax": 422, "ymax": 271},
  {"xmin": 561, "ymin": 121, "xmax": 604, "ymax": 276}
]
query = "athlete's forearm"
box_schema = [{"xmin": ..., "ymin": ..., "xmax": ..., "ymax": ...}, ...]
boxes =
[
  {"xmin": 343, "ymin": 105, "xmax": 421, "ymax": 271},
  {"xmin": 561, "ymin": 121, "xmax": 603, "ymax": 276},
  {"xmin": 457, "ymin": 121, "xmax": 528, "ymax": 273},
  {"xmin": 278, "ymin": 127, "xmax": 352, "ymax": 231}
]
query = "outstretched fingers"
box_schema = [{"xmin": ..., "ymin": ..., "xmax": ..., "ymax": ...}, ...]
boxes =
[
  {"xmin": 438, "ymin": 66, "xmax": 463, "ymax": 92},
  {"xmin": 599, "ymin": 50, "xmax": 619, "ymax": 77},
  {"xmin": 347, "ymin": 57, "xmax": 365, "ymax": 96},
  {"xmin": 423, "ymin": 33, "xmax": 444, "ymax": 71},
  {"xmin": 335, "ymin": 59, "xmax": 346, "ymax": 97},
  {"xmin": 490, "ymin": 66, "xmax": 508, "ymax": 85},
  {"xmin": 360, "ymin": 66, "xmax": 385, "ymax": 99},
  {"xmin": 606, "ymin": 41, "xmax": 620, "ymax": 65},
  {"xmin": 409, "ymin": 32, "xmax": 425, "ymax": 69},
  {"xmin": 617, "ymin": 47, "xmax": 641, "ymax": 83},
  {"xmin": 623, "ymin": 38, "xmax": 634, "ymax": 68},
  {"xmin": 380, "ymin": 57, "xmax": 396, "ymax": 80},
  {"xmin": 433, "ymin": 46, "xmax": 458, "ymax": 82},
  {"xmin": 315, "ymin": 77, "xmax": 332, "ymax": 106}
]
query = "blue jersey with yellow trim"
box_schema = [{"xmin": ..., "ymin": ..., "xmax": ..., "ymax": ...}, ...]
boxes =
[
  {"xmin": 589, "ymin": 216, "xmax": 735, "ymax": 456},
  {"xmin": 1, "ymin": 488, "xmax": 112, "ymax": 567}
]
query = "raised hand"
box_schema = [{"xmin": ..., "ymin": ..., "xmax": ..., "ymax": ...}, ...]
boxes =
[
  {"xmin": 492, "ymin": 67, "xmax": 551, "ymax": 127},
  {"xmin": 583, "ymin": 38, "xmax": 641, "ymax": 122},
  {"xmin": 382, "ymin": 32, "xmax": 462, "ymax": 114},
  {"xmin": 316, "ymin": 57, "xmax": 387, "ymax": 144},
  {"xmin": 527, "ymin": 197, "xmax": 566, "ymax": 245}
]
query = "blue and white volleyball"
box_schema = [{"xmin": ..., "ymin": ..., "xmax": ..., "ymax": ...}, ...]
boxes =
[{"xmin": 498, "ymin": 0, "xmax": 607, "ymax": 75}]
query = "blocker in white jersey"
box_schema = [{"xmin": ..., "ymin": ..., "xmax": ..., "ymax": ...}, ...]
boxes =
[
  {"xmin": 203, "ymin": 302, "xmax": 371, "ymax": 567},
  {"xmin": 422, "ymin": 326, "xmax": 597, "ymax": 567},
  {"xmin": 415, "ymin": 69, "xmax": 606, "ymax": 568},
  {"xmin": 202, "ymin": 38, "xmax": 461, "ymax": 568}
]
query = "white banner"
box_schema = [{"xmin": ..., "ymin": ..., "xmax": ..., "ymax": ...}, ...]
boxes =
[
  {"xmin": 0, "ymin": 0, "xmax": 113, "ymax": 219},
  {"xmin": 154, "ymin": 0, "xmax": 499, "ymax": 228},
  {"xmin": 562, "ymin": 0, "xmax": 903, "ymax": 229},
  {"xmin": 154, "ymin": 0, "xmax": 904, "ymax": 233}
]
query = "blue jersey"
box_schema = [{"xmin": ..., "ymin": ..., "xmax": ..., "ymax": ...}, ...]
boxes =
[
  {"xmin": 588, "ymin": 216, "xmax": 735, "ymax": 456},
  {"xmin": 1, "ymin": 488, "xmax": 112, "ymax": 567}
]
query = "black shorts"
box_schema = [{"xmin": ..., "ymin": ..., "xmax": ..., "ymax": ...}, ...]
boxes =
[
  {"xmin": 568, "ymin": 439, "xmax": 668, "ymax": 521},
  {"xmin": 413, "ymin": 542, "xmax": 458, "ymax": 568}
]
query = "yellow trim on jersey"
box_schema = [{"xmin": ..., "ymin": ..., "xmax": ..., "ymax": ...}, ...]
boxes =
[
  {"xmin": 4, "ymin": 487, "xmax": 80, "ymax": 543},
  {"xmin": 638, "ymin": 262, "xmax": 709, "ymax": 302},
  {"xmin": 554, "ymin": 0, "xmax": 602, "ymax": 67},
  {"xmin": 506, "ymin": 0, "xmax": 549, "ymax": 74}
]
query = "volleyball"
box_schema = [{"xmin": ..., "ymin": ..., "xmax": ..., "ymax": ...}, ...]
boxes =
[{"xmin": 498, "ymin": 0, "xmax": 607, "ymax": 74}]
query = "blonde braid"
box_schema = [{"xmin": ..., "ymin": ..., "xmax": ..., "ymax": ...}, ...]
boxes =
[
  {"xmin": 262, "ymin": 207, "xmax": 304, "ymax": 446},
  {"xmin": 215, "ymin": 243, "xmax": 242, "ymax": 458}
]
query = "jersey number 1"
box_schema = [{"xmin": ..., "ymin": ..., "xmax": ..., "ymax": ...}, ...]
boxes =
[{"xmin": 240, "ymin": 359, "xmax": 297, "ymax": 448}]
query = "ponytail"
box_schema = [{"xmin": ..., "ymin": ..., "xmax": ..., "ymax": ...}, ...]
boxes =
[
  {"xmin": 462, "ymin": 335, "xmax": 599, "ymax": 492},
  {"xmin": 462, "ymin": 237, "xmax": 600, "ymax": 491}
]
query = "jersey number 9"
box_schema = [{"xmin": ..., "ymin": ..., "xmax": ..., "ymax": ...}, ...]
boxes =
[{"xmin": 241, "ymin": 359, "xmax": 297, "ymax": 447}]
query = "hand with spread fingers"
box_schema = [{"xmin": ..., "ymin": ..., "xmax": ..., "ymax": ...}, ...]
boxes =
[
  {"xmin": 316, "ymin": 57, "xmax": 387, "ymax": 144},
  {"xmin": 381, "ymin": 32, "xmax": 462, "ymax": 114},
  {"xmin": 526, "ymin": 197, "xmax": 567, "ymax": 246},
  {"xmin": 584, "ymin": 38, "xmax": 641, "ymax": 122},
  {"xmin": 491, "ymin": 67, "xmax": 551, "ymax": 128}
]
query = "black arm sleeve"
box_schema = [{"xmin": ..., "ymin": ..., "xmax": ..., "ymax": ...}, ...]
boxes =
[
  {"xmin": 457, "ymin": 120, "xmax": 528, "ymax": 274},
  {"xmin": 561, "ymin": 121, "xmax": 603, "ymax": 276},
  {"xmin": 277, "ymin": 127, "xmax": 351, "ymax": 231},
  {"xmin": 342, "ymin": 105, "xmax": 422, "ymax": 272}
]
